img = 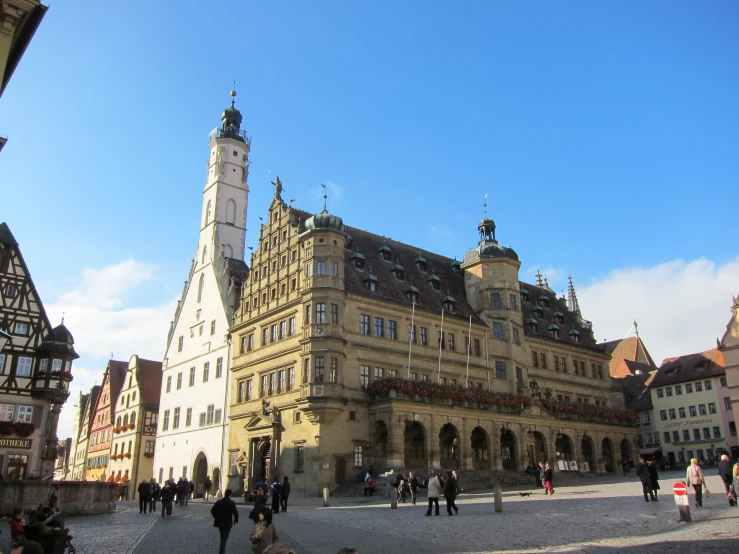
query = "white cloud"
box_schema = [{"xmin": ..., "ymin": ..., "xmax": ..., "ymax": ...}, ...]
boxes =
[
  {"xmin": 520, "ymin": 265, "xmax": 568, "ymax": 292},
  {"xmin": 430, "ymin": 224, "xmax": 455, "ymax": 243},
  {"xmin": 578, "ymin": 257, "xmax": 739, "ymax": 365},
  {"xmin": 45, "ymin": 259, "xmax": 176, "ymax": 437}
]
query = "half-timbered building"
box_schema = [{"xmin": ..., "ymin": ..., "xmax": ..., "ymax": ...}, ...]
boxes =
[
  {"xmin": 0, "ymin": 222, "xmax": 78, "ymax": 479},
  {"xmin": 85, "ymin": 360, "xmax": 126, "ymax": 481}
]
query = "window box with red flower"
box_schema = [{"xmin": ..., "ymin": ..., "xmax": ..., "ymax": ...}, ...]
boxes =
[
  {"xmin": 0, "ymin": 422, "xmax": 36, "ymax": 438},
  {"xmin": 127, "ymin": 423, "xmax": 135, "ymax": 430},
  {"xmin": 144, "ymin": 452, "xmax": 154, "ymax": 458},
  {"xmin": 124, "ymin": 453, "xmax": 131, "ymax": 459}
]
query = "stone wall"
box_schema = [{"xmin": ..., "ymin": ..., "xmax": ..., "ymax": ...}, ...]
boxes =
[{"xmin": 0, "ymin": 481, "xmax": 117, "ymax": 516}]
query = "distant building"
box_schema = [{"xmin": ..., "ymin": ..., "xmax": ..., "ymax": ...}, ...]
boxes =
[
  {"xmin": 70, "ymin": 386, "xmax": 99, "ymax": 480},
  {"xmin": 620, "ymin": 366, "xmax": 658, "ymax": 458},
  {"xmin": 603, "ymin": 326, "xmax": 656, "ymax": 377},
  {"xmin": 719, "ymin": 295, "xmax": 739, "ymax": 459},
  {"xmin": 53, "ymin": 438, "xmax": 70, "ymax": 480},
  {"xmin": 0, "ymin": 222, "xmax": 78, "ymax": 479},
  {"xmin": 108, "ymin": 355, "xmax": 162, "ymax": 490},
  {"xmin": 649, "ymin": 348, "xmax": 737, "ymax": 467},
  {"xmin": 85, "ymin": 360, "xmax": 126, "ymax": 481}
]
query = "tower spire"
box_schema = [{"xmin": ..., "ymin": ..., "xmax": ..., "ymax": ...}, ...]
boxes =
[
  {"xmin": 634, "ymin": 319, "xmax": 639, "ymax": 338},
  {"xmin": 567, "ymin": 275, "xmax": 581, "ymax": 316},
  {"xmin": 535, "ymin": 270, "xmax": 543, "ymax": 287}
]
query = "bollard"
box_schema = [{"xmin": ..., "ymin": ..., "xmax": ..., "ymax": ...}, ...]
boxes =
[
  {"xmin": 323, "ymin": 487, "xmax": 330, "ymax": 507},
  {"xmin": 391, "ymin": 487, "xmax": 398, "ymax": 509},
  {"xmin": 673, "ymin": 482, "xmax": 691, "ymax": 523},
  {"xmin": 494, "ymin": 484, "xmax": 503, "ymax": 512}
]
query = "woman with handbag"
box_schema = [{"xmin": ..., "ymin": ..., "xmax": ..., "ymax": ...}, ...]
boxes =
[{"xmin": 686, "ymin": 458, "xmax": 706, "ymax": 508}]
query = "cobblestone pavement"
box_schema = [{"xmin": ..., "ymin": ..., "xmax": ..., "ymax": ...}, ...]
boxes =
[{"xmin": 2, "ymin": 472, "xmax": 737, "ymax": 554}]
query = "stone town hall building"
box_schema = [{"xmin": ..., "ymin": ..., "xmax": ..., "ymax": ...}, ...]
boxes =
[{"xmin": 227, "ymin": 188, "xmax": 639, "ymax": 494}]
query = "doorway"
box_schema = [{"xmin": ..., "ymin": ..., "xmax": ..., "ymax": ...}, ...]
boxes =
[
  {"xmin": 6, "ymin": 454, "xmax": 28, "ymax": 480},
  {"xmin": 335, "ymin": 457, "xmax": 346, "ymax": 486},
  {"xmin": 194, "ymin": 453, "xmax": 208, "ymax": 497}
]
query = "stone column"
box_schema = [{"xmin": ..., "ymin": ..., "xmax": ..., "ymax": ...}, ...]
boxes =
[
  {"xmin": 492, "ymin": 421, "xmax": 503, "ymax": 471},
  {"xmin": 460, "ymin": 417, "xmax": 472, "ymax": 471},
  {"xmin": 428, "ymin": 414, "xmax": 440, "ymax": 470},
  {"xmin": 387, "ymin": 414, "xmax": 405, "ymax": 469}
]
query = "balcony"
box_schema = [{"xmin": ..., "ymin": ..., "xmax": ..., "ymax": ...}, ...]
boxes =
[
  {"xmin": 296, "ymin": 383, "xmax": 348, "ymax": 424},
  {"xmin": 301, "ymin": 324, "xmax": 344, "ymax": 341},
  {"xmin": 209, "ymin": 127, "xmax": 251, "ymax": 146},
  {"xmin": 299, "ymin": 382, "xmax": 345, "ymax": 399}
]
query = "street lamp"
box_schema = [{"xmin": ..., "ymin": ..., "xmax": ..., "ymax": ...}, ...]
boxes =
[{"xmin": 0, "ymin": 329, "xmax": 10, "ymax": 353}]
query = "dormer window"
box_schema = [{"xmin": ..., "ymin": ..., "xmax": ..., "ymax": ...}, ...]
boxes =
[
  {"xmin": 428, "ymin": 271, "xmax": 441, "ymax": 291},
  {"xmin": 569, "ymin": 329, "xmax": 580, "ymax": 344},
  {"xmin": 553, "ymin": 311, "xmax": 565, "ymax": 324},
  {"xmin": 363, "ymin": 273, "xmax": 378, "ymax": 292},
  {"xmin": 414, "ymin": 256, "xmax": 427, "ymax": 272},
  {"xmin": 548, "ymin": 323, "xmax": 560, "ymax": 339},
  {"xmin": 345, "ymin": 234, "xmax": 353, "ymax": 249},
  {"xmin": 526, "ymin": 317, "xmax": 538, "ymax": 333},
  {"xmin": 538, "ymin": 295, "xmax": 549, "ymax": 308},
  {"xmin": 442, "ymin": 295, "xmax": 456, "ymax": 313},
  {"xmin": 520, "ymin": 288, "xmax": 529, "ymax": 302},
  {"xmin": 531, "ymin": 305, "xmax": 544, "ymax": 317},
  {"xmin": 391, "ymin": 263, "xmax": 404, "ymax": 280},
  {"xmin": 405, "ymin": 285, "xmax": 419, "ymax": 303},
  {"xmin": 449, "ymin": 259, "xmax": 461, "ymax": 275},
  {"xmin": 351, "ymin": 251, "xmax": 365, "ymax": 269},
  {"xmin": 378, "ymin": 244, "xmax": 392, "ymax": 261}
]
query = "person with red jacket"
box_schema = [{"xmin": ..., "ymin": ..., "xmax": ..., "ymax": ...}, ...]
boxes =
[{"xmin": 10, "ymin": 507, "xmax": 26, "ymax": 542}]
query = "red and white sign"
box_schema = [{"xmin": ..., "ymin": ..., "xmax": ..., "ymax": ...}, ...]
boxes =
[{"xmin": 673, "ymin": 482, "xmax": 688, "ymax": 496}]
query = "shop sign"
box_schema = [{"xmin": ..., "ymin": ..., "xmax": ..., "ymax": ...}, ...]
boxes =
[{"xmin": 0, "ymin": 438, "xmax": 32, "ymax": 449}]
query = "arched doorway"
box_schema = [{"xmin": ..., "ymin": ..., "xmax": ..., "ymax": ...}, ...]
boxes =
[
  {"xmin": 620, "ymin": 438, "xmax": 632, "ymax": 466},
  {"xmin": 404, "ymin": 421, "xmax": 426, "ymax": 468},
  {"xmin": 254, "ymin": 439, "xmax": 271, "ymax": 485},
  {"xmin": 602, "ymin": 438, "xmax": 614, "ymax": 473},
  {"xmin": 531, "ymin": 431, "xmax": 547, "ymax": 465},
  {"xmin": 500, "ymin": 428, "xmax": 517, "ymax": 471},
  {"xmin": 471, "ymin": 427, "xmax": 489, "ymax": 470},
  {"xmin": 374, "ymin": 421, "xmax": 389, "ymax": 469},
  {"xmin": 581, "ymin": 435, "xmax": 595, "ymax": 473},
  {"xmin": 556, "ymin": 433, "xmax": 573, "ymax": 468},
  {"xmin": 194, "ymin": 452, "xmax": 208, "ymax": 497},
  {"xmin": 439, "ymin": 424, "xmax": 459, "ymax": 470}
]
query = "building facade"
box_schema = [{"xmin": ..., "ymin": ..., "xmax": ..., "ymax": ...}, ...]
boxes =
[
  {"xmin": 719, "ymin": 295, "xmax": 739, "ymax": 459},
  {"xmin": 227, "ymin": 194, "xmax": 638, "ymax": 495},
  {"xmin": 154, "ymin": 92, "xmax": 250, "ymax": 496},
  {"xmin": 70, "ymin": 386, "xmax": 98, "ymax": 480},
  {"xmin": 108, "ymin": 355, "xmax": 161, "ymax": 489},
  {"xmin": 85, "ymin": 360, "xmax": 126, "ymax": 481},
  {"xmin": 649, "ymin": 348, "xmax": 737, "ymax": 467},
  {"xmin": 0, "ymin": 222, "xmax": 77, "ymax": 479}
]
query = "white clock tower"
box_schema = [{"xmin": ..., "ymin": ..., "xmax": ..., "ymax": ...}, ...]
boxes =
[{"xmin": 154, "ymin": 91, "xmax": 251, "ymax": 495}]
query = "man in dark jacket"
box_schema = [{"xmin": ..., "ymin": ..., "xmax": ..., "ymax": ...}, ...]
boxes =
[
  {"xmin": 281, "ymin": 476, "xmax": 291, "ymax": 512},
  {"xmin": 249, "ymin": 487, "xmax": 268, "ymax": 521},
  {"xmin": 149, "ymin": 478, "xmax": 161, "ymax": 513},
  {"xmin": 204, "ymin": 476, "xmax": 213, "ymax": 501},
  {"xmin": 408, "ymin": 472, "xmax": 418, "ymax": 505},
  {"xmin": 270, "ymin": 477, "xmax": 282, "ymax": 514},
  {"xmin": 160, "ymin": 480, "xmax": 176, "ymax": 517},
  {"xmin": 538, "ymin": 462, "xmax": 546, "ymax": 494},
  {"xmin": 137, "ymin": 479, "xmax": 150, "ymax": 514},
  {"xmin": 211, "ymin": 489, "xmax": 239, "ymax": 554},
  {"xmin": 177, "ymin": 478, "xmax": 187, "ymax": 506},
  {"xmin": 717, "ymin": 454, "xmax": 735, "ymax": 505}
]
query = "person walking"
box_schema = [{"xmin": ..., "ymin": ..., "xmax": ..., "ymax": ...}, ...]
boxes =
[
  {"xmin": 538, "ymin": 462, "xmax": 547, "ymax": 494},
  {"xmin": 160, "ymin": 480, "xmax": 176, "ymax": 517},
  {"xmin": 425, "ymin": 471, "xmax": 443, "ymax": 516},
  {"xmin": 270, "ymin": 478, "xmax": 282, "ymax": 514},
  {"xmin": 10, "ymin": 508, "xmax": 26, "ymax": 542},
  {"xmin": 188, "ymin": 479, "xmax": 194, "ymax": 505},
  {"xmin": 544, "ymin": 463, "xmax": 554, "ymax": 495},
  {"xmin": 250, "ymin": 508, "xmax": 279, "ymax": 554},
  {"xmin": 204, "ymin": 475, "xmax": 213, "ymax": 501},
  {"xmin": 408, "ymin": 472, "xmax": 418, "ymax": 505},
  {"xmin": 444, "ymin": 471, "xmax": 459, "ymax": 516},
  {"xmin": 717, "ymin": 454, "xmax": 734, "ymax": 506},
  {"xmin": 149, "ymin": 478, "xmax": 161, "ymax": 513},
  {"xmin": 621, "ymin": 459, "xmax": 629, "ymax": 479},
  {"xmin": 211, "ymin": 488, "xmax": 239, "ymax": 554},
  {"xmin": 398, "ymin": 479, "xmax": 410, "ymax": 504},
  {"xmin": 637, "ymin": 458, "xmax": 655, "ymax": 502},
  {"xmin": 729, "ymin": 463, "xmax": 739, "ymax": 507},
  {"xmin": 137, "ymin": 479, "xmax": 150, "ymax": 514},
  {"xmin": 280, "ymin": 477, "xmax": 290, "ymax": 513},
  {"xmin": 647, "ymin": 460, "xmax": 660, "ymax": 501},
  {"xmin": 249, "ymin": 487, "xmax": 268, "ymax": 521},
  {"xmin": 686, "ymin": 457, "xmax": 706, "ymax": 508}
]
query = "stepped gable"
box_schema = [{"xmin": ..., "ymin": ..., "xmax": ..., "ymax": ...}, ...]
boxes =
[
  {"xmin": 136, "ymin": 358, "xmax": 163, "ymax": 404},
  {"xmin": 519, "ymin": 282, "xmax": 602, "ymax": 351},
  {"xmin": 343, "ymin": 226, "xmax": 485, "ymax": 324},
  {"xmin": 650, "ymin": 348, "xmax": 725, "ymax": 388}
]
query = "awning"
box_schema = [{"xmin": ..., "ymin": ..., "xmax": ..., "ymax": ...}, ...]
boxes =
[{"xmin": 639, "ymin": 447, "xmax": 661, "ymax": 456}]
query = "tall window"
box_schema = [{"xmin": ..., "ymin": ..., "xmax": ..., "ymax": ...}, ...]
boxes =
[
  {"xmin": 247, "ymin": 379, "xmax": 253, "ymax": 400},
  {"xmin": 216, "ymin": 357, "xmax": 223, "ymax": 379},
  {"xmin": 238, "ymin": 381, "xmax": 246, "ymax": 403},
  {"xmin": 303, "ymin": 359, "xmax": 310, "ymax": 383},
  {"xmin": 490, "ymin": 293, "xmax": 501, "ymax": 309},
  {"xmin": 330, "ymin": 357, "xmax": 338, "ymax": 383},
  {"xmin": 354, "ymin": 446, "xmax": 363, "ymax": 467},
  {"xmin": 421, "ymin": 327, "xmax": 428, "ymax": 346},
  {"xmin": 271, "ymin": 324, "xmax": 277, "ymax": 342},
  {"xmin": 261, "ymin": 375, "xmax": 268, "ymax": 397},
  {"xmin": 206, "ymin": 404, "xmax": 214, "ymax": 425},
  {"xmin": 186, "ymin": 408, "xmax": 192, "ymax": 427},
  {"xmin": 280, "ymin": 321, "xmax": 286, "ymax": 339},
  {"xmin": 288, "ymin": 317, "xmax": 296, "ymax": 336},
  {"xmin": 288, "ymin": 368, "xmax": 294, "ymax": 391},
  {"xmin": 166, "ymin": 376, "xmax": 172, "ymax": 393},
  {"xmin": 360, "ymin": 365, "xmax": 370, "ymax": 388},
  {"xmin": 493, "ymin": 322, "xmax": 504, "ymax": 340},
  {"xmin": 374, "ymin": 367, "xmax": 384, "ymax": 380},
  {"xmin": 210, "ymin": 320, "xmax": 216, "ymax": 335},
  {"xmin": 173, "ymin": 408, "xmax": 180, "ymax": 429},
  {"xmin": 388, "ymin": 320, "xmax": 397, "ymax": 340},
  {"xmin": 197, "ymin": 274, "xmax": 205, "ymax": 302},
  {"xmin": 331, "ymin": 304, "xmax": 339, "ymax": 324},
  {"xmin": 203, "ymin": 362, "xmax": 210, "ymax": 382},
  {"xmin": 16, "ymin": 357, "xmax": 33, "ymax": 377},
  {"xmin": 316, "ymin": 303, "xmax": 326, "ymax": 324},
  {"xmin": 410, "ymin": 325, "xmax": 417, "ymax": 344},
  {"xmin": 448, "ymin": 333, "xmax": 455, "ymax": 351},
  {"xmin": 509, "ymin": 294, "xmax": 517, "ymax": 311},
  {"xmin": 314, "ymin": 357, "xmax": 325, "ymax": 383},
  {"xmin": 374, "ymin": 317, "xmax": 384, "ymax": 337},
  {"xmin": 178, "ymin": 336, "xmax": 184, "ymax": 352},
  {"xmin": 162, "ymin": 410, "xmax": 170, "ymax": 431},
  {"xmin": 189, "ymin": 367, "xmax": 195, "ymax": 387},
  {"xmin": 176, "ymin": 373, "xmax": 182, "ymax": 390},
  {"xmin": 513, "ymin": 328, "xmax": 520, "ymax": 345},
  {"xmin": 295, "ymin": 446, "xmax": 304, "ymax": 471},
  {"xmin": 316, "ymin": 261, "xmax": 326, "ymax": 275},
  {"xmin": 270, "ymin": 373, "xmax": 276, "ymax": 395},
  {"xmin": 495, "ymin": 361, "xmax": 507, "ymax": 379},
  {"xmin": 305, "ymin": 305, "xmax": 312, "ymax": 325},
  {"xmin": 278, "ymin": 370, "xmax": 285, "ymax": 392},
  {"xmin": 473, "ymin": 339, "xmax": 480, "ymax": 356},
  {"xmin": 331, "ymin": 263, "xmax": 338, "ymax": 276}
]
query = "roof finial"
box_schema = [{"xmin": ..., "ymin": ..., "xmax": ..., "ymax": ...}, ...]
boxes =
[
  {"xmin": 483, "ymin": 193, "xmax": 488, "ymax": 216},
  {"xmin": 633, "ymin": 319, "xmax": 639, "ymax": 338},
  {"xmin": 321, "ymin": 183, "xmax": 327, "ymax": 211},
  {"xmin": 230, "ymin": 82, "xmax": 236, "ymax": 108},
  {"xmin": 567, "ymin": 275, "xmax": 581, "ymax": 316},
  {"xmin": 61, "ymin": 312, "xmax": 65, "ymax": 325},
  {"xmin": 535, "ymin": 270, "xmax": 543, "ymax": 287}
]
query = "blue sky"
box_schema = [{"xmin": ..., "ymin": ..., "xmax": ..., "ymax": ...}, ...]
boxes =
[{"xmin": 1, "ymin": 1, "xmax": 738, "ymax": 435}]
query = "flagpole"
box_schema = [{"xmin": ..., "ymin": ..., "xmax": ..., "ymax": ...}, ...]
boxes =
[
  {"xmin": 465, "ymin": 315, "xmax": 472, "ymax": 387},
  {"xmin": 437, "ymin": 309, "xmax": 444, "ymax": 383},
  {"xmin": 407, "ymin": 301, "xmax": 415, "ymax": 379}
]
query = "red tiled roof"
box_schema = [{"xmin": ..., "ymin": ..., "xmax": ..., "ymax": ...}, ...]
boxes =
[
  {"xmin": 136, "ymin": 358, "xmax": 163, "ymax": 404},
  {"xmin": 650, "ymin": 348, "xmax": 725, "ymax": 388},
  {"xmin": 603, "ymin": 337, "xmax": 656, "ymax": 376}
]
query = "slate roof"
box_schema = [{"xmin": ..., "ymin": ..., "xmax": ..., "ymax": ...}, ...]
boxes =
[
  {"xmin": 0, "ymin": 222, "xmax": 18, "ymax": 246},
  {"xmin": 225, "ymin": 258, "xmax": 250, "ymax": 282},
  {"xmin": 519, "ymin": 284, "xmax": 603, "ymax": 352},
  {"xmin": 84, "ymin": 385, "xmax": 101, "ymax": 432},
  {"xmin": 603, "ymin": 337, "xmax": 656, "ymax": 376},
  {"xmin": 619, "ymin": 370, "xmax": 656, "ymax": 411},
  {"xmin": 136, "ymin": 358, "xmax": 163, "ymax": 405},
  {"xmin": 649, "ymin": 348, "xmax": 725, "ymax": 388},
  {"xmin": 37, "ymin": 324, "xmax": 80, "ymax": 359}
]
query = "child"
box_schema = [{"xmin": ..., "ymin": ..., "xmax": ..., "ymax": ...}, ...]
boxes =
[{"xmin": 398, "ymin": 479, "xmax": 410, "ymax": 504}]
